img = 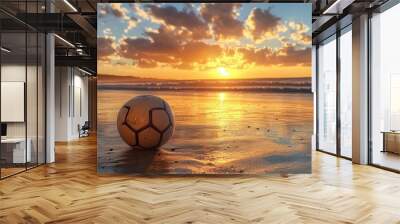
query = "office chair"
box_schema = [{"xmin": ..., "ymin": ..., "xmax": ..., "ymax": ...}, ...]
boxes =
[{"xmin": 79, "ymin": 121, "xmax": 90, "ymax": 138}]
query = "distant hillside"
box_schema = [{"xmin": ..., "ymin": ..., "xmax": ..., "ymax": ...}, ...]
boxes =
[{"xmin": 98, "ymin": 74, "xmax": 162, "ymax": 84}]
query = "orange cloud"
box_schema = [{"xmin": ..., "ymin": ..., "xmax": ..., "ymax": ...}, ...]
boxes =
[
  {"xmin": 200, "ymin": 3, "xmax": 244, "ymax": 40},
  {"xmin": 245, "ymin": 8, "xmax": 285, "ymax": 42},
  {"xmin": 287, "ymin": 22, "xmax": 311, "ymax": 45},
  {"xmin": 240, "ymin": 46, "xmax": 311, "ymax": 66},
  {"xmin": 119, "ymin": 26, "xmax": 223, "ymax": 69},
  {"xmin": 99, "ymin": 3, "xmax": 128, "ymax": 19},
  {"xmin": 98, "ymin": 37, "xmax": 116, "ymax": 60},
  {"xmin": 146, "ymin": 5, "xmax": 210, "ymax": 40}
]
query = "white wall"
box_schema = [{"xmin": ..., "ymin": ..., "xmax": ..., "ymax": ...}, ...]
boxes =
[
  {"xmin": 72, "ymin": 73, "xmax": 89, "ymax": 137},
  {"xmin": 55, "ymin": 66, "xmax": 70, "ymax": 141},
  {"xmin": 55, "ymin": 67, "xmax": 89, "ymax": 141}
]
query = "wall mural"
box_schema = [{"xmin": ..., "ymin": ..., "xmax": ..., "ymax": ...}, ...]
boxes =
[{"xmin": 97, "ymin": 3, "xmax": 312, "ymax": 175}]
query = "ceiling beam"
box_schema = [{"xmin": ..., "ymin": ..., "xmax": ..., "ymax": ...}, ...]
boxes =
[
  {"xmin": 55, "ymin": 55, "xmax": 96, "ymax": 72},
  {"xmin": 14, "ymin": 13, "xmax": 81, "ymax": 32},
  {"xmin": 323, "ymin": 0, "xmax": 356, "ymax": 14},
  {"xmin": 312, "ymin": 15, "xmax": 335, "ymax": 33},
  {"xmin": 67, "ymin": 13, "xmax": 96, "ymax": 38}
]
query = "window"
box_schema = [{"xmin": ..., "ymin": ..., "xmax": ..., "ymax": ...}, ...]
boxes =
[
  {"xmin": 317, "ymin": 35, "xmax": 337, "ymax": 154},
  {"xmin": 339, "ymin": 27, "xmax": 352, "ymax": 158},
  {"xmin": 370, "ymin": 3, "xmax": 400, "ymax": 171}
]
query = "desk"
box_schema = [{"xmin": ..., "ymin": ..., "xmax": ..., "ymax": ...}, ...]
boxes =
[
  {"xmin": 1, "ymin": 138, "xmax": 31, "ymax": 163},
  {"xmin": 382, "ymin": 131, "xmax": 400, "ymax": 154}
]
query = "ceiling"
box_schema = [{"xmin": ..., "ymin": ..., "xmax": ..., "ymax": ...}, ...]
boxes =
[
  {"xmin": 311, "ymin": 0, "xmax": 390, "ymax": 43},
  {"xmin": 0, "ymin": 0, "xmax": 97, "ymax": 73},
  {"xmin": 0, "ymin": 0, "xmax": 394, "ymax": 73}
]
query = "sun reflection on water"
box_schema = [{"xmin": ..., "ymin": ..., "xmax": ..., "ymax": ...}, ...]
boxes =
[{"xmin": 218, "ymin": 92, "xmax": 225, "ymax": 103}]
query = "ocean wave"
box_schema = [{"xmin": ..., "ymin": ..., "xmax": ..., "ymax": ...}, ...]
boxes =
[{"xmin": 98, "ymin": 84, "xmax": 312, "ymax": 93}]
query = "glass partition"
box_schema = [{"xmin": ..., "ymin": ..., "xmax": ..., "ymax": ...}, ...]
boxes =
[
  {"xmin": 1, "ymin": 30, "xmax": 28, "ymax": 178},
  {"xmin": 0, "ymin": 1, "xmax": 46, "ymax": 179}
]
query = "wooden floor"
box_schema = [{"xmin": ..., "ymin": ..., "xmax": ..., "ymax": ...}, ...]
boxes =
[
  {"xmin": 373, "ymin": 151, "xmax": 400, "ymax": 171},
  {"xmin": 1, "ymin": 136, "xmax": 400, "ymax": 224},
  {"xmin": 1, "ymin": 167, "xmax": 26, "ymax": 178}
]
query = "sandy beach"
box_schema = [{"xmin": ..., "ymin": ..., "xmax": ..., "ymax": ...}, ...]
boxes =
[{"xmin": 97, "ymin": 89, "xmax": 313, "ymax": 175}]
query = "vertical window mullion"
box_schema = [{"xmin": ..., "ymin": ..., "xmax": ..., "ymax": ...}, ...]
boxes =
[
  {"xmin": 25, "ymin": 0, "xmax": 28, "ymax": 171},
  {"xmin": 367, "ymin": 11, "xmax": 373, "ymax": 165},
  {"xmin": 0, "ymin": 20, "xmax": 2, "ymax": 179},
  {"xmin": 316, "ymin": 45, "xmax": 320, "ymax": 151},
  {"xmin": 36, "ymin": 0, "xmax": 39, "ymax": 167},
  {"xmin": 336, "ymin": 28, "xmax": 341, "ymax": 157}
]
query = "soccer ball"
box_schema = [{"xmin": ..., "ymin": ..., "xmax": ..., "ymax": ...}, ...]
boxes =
[{"xmin": 117, "ymin": 95, "xmax": 175, "ymax": 149}]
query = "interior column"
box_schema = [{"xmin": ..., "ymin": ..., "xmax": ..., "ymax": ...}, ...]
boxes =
[{"xmin": 352, "ymin": 14, "xmax": 369, "ymax": 164}]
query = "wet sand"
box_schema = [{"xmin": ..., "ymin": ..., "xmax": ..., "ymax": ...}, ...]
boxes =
[{"xmin": 97, "ymin": 90, "xmax": 313, "ymax": 175}]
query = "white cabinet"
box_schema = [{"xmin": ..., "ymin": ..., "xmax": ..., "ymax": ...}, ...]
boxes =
[{"xmin": 1, "ymin": 138, "xmax": 32, "ymax": 163}]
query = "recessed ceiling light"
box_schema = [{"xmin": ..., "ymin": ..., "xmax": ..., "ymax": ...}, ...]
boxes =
[
  {"xmin": 323, "ymin": 0, "xmax": 354, "ymax": 15},
  {"xmin": 1, "ymin": 47, "xmax": 11, "ymax": 53},
  {"xmin": 54, "ymin": 34, "xmax": 75, "ymax": 48},
  {"xmin": 78, "ymin": 67, "xmax": 93, "ymax": 76},
  {"xmin": 63, "ymin": 0, "xmax": 78, "ymax": 12}
]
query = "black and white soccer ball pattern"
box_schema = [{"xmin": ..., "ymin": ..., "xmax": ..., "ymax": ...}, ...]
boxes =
[{"xmin": 117, "ymin": 95, "xmax": 175, "ymax": 149}]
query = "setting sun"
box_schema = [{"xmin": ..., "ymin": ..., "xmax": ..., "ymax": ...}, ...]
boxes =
[{"xmin": 218, "ymin": 67, "xmax": 230, "ymax": 77}]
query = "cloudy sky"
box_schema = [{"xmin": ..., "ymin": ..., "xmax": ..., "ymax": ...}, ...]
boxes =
[{"xmin": 98, "ymin": 3, "xmax": 311, "ymax": 80}]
